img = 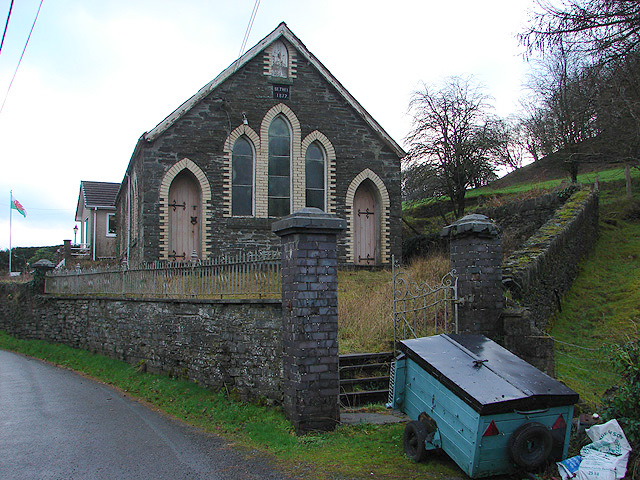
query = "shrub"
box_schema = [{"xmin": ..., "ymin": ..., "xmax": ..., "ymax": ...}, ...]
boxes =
[
  {"xmin": 603, "ymin": 337, "xmax": 640, "ymax": 463},
  {"xmin": 27, "ymin": 246, "xmax": 59, "ymax": 265}
]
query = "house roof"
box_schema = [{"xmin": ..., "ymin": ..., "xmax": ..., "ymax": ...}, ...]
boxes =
[
  {"xmin": 75, "ymin": 181, "xmax": 120, "ymax": 221},
  {"xmin": 143, "ymin": 22, "xmax": 406, "ymax": 158}
]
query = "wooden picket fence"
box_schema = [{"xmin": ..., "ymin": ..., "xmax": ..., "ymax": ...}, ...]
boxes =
[{"xmin": 45, "ymin": 251, "xmax": 282, "ymax": 299}]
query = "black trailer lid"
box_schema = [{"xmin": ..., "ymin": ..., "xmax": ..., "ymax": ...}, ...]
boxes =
[{"xmin": 399, "ymin": 334, "xmax": 579, "ymax": 415}]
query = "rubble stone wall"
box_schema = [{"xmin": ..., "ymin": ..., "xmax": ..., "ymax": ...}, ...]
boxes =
[{"xmin": 0, "ymin": 284, "xmax": 283, "ymax": 402}]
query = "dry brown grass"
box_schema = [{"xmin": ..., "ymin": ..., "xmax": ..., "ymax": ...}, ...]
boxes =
[
  {"xmin": 0, "ymin": 273, "xmax": 33, "ymax": 283},
  {"xmin": 337, "ymin": 252, "xmax": 450, "ymax": 353},
  {"xmin": 476, "ymin": 187, "xmax": 553, "ymax": 209}
]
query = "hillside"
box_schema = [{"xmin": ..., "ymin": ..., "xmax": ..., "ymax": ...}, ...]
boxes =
[
  {"xmin": 403, "ymin": 157, "xmax": 634, "ymax": 239},
  {"xmin": 403, "ymin": 157, "xmax": 640, "ymax": 412},
  {"xmin": 490, "ymin": 151, "xmax": 625, "ymax": 190}
]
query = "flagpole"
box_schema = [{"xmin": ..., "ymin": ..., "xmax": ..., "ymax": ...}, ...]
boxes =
[{"xmin": 9, "ymin": 190, "xmax": 12, "ymax": 274}]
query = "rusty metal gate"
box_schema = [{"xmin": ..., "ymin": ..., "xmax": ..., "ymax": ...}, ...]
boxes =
[{"xmin": 392, "ymin": 255, "xmax": 458, "ymax": 350}]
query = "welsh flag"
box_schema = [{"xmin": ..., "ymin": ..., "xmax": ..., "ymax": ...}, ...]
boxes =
[{"xmin": 11, "ymin": 196, "xmax": 26, "ymax": 217}]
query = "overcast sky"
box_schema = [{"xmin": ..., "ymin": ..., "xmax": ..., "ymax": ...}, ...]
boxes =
[{"xmin": 0, "ymin": 0, "xmax": 539, "ymax": 250}]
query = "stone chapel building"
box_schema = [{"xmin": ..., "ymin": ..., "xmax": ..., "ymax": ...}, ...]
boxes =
[{"xmin": 115, "ymin": 22, "xmax": 404, "ymax": 267}]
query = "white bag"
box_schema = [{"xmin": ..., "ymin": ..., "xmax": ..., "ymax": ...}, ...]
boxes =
[
  {"xmin": 557, "ymin": 455, "xmax": 582, "ymax": 480},
  {"xmin": 575, "ymin": 419, "xmax": 632, "ymax": 480}
]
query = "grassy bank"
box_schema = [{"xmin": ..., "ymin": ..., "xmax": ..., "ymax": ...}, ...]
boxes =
[
  {"xmin": 0, "ymin": 331, "xmax": 461, "ymax": 480},
  {"xmin": 549, "ymin": 193, "xmax": 640, "ymax": 408},
  {"xmin": 402, "ymin": 168, "xmax": 639, "ymax": 412},
  {"xmin": 403, "ymin": 166, "xmax": 640, "ymax": 218}
]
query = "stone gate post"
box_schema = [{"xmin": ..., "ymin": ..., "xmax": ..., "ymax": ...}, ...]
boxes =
[
  {"xmin": 441, "ymin": 214, "xmax": 503, "ymax": 339},
  {"xmin": 272, "ymin": 207, "xmax": 346, "ymax": 434}
]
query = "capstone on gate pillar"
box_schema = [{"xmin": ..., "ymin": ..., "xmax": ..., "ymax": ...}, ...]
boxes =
[
  {"xmin": 441, "ymin": 214, "xmax": 503, "ymax": 339},
  {"xmin": 272, "ymin": 207, "xmax": 346, "ymax": 434}
]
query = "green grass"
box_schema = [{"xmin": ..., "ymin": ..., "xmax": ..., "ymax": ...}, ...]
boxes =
[
  {"xmin": 0, "ymin": 332, "xmax": 463, "ymax": 479},
  {"xmin": 548, "ymin": 197, "xmax": 640, "ymax": 408},
  {"xmin": 403, "ymin": 166, "xmax": 640, "ymax": 212},
  {"xmin": 470, "ymin": 166, "xmax": 640, "ymax": 199},
  {"xmin": 403, "ymin": 166, "xmax": 640, "ymax": 413},
  {"xmin": 4, "ymin": 165, "xmax": 637, "ymax": 477}
]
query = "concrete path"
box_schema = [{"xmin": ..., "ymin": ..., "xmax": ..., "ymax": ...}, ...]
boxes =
[
  {"xmin": 341, "ymin": 411, "xmax": 407, "ymax": 426},
  {"xmin": 0, "ymin": 350, "xmax": 294, "ymax": 480}
]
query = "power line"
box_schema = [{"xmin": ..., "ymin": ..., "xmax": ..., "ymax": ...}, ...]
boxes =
[
  {"xmin": 0, "ymin": 0, "xmax": 44, "ymax": 115},
  {"xmin": 234, "ymin": 0, "xmax": 260, "ymax": 70},
  {"xmin": 555, "ymin": 349, "xmax": 606, "ymax": 364},
  {"xmin": 0, "ymin": 0, "xmax": 14, "ymax": 55},
  {"xmin": 545, "ymin": 334, "xmax": 602, "ymax": 351},
  {"xmin": 238, "ymin": 0, "xmax": 260, "ymax": 57}
]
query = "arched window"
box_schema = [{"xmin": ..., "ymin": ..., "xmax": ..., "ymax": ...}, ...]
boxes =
[
  {"xmin": 268, "ymin": 116, "xmax": 291, "ymax": 216},
  {"xmin": 305, "ymin": 142, "xmax": 325, "ymax": 210},
  {"xmin": 232, "ymin": 136, "xmax": 254, "ymax": 216}
]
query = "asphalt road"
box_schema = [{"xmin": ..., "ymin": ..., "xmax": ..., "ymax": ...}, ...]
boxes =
[{"xmin": 0, "ymin": 350, "xmax": 294, "ymax": 480}]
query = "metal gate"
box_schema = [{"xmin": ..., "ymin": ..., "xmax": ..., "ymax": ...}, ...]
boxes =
[{"xmin": 392, "ymin": 255, "xmax": 458, "ymax": 351}]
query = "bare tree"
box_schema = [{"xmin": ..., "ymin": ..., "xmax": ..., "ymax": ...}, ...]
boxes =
[
  {"xmin": 405, "ymin": 77, "xmax": 509, "ymax": 218},
  {"xmin": 525, "ymin": 44, "xmax": 600, "ymax": 181},
  {"xmin": 521, "ymin": 0, "xmax": 640, "ymax": 189},
  {"xmin": 593, "ymin": 52, "xmax": 640, "ymax": 194},
  {"xmin": 519, "ymin": 98, "xmax": 559, "ymax": 163},
  {"xmin": 594, "ymin": 53, "xmax": 640, "ymax": 156},
  {"xmin": 401, "ymin": 162, "xmax": 444, "ymax": 202},
  {"xmin": 495, "ymin": 118, "xmax": 530, "ymax": 172},
  {"xmin": 521, "ymin": 0, "xmax": 640, "ymax": 64}
]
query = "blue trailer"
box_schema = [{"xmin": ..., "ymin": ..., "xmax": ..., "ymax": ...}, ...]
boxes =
[{"xmin": 388, "ymin": 334, "xmax": 579, "ymax": 478}]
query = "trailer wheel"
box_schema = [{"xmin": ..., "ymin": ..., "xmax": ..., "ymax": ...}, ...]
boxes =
[
  {"xmin": 508, "ymin": 422, "xmax": 553, "ymax": 470},
  {"xmin": 403, "ymin": 421, "xmax": 428, "ymax": 462},
  {"xmin": 418, "ymin": 411, "xmax": 438, "ymax": 441}
]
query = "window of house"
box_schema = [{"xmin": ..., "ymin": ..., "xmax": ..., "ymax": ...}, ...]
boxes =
[
  {"xmin": 268, "ymin": 116, "xmax": 291, "ymax": 217},
  {"xmin": 232, "ymin": 136, "xmax": 254, "ymax": 216},
  {"xmin": 107, "ymin": 213, "xmax": 116, "ymax": 237},
  {"xmin": 305, "ymin": 142, "xmax": 325, "ymax": 210}
]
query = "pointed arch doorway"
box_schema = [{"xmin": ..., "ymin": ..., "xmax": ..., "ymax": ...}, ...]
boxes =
[
  {"xmin": 168, "ymin": 170, "xmax": 201, "ymax": 261},
  {"xmin": 353, "ymin": 180, "xmax": 379, "ymax": 265}
]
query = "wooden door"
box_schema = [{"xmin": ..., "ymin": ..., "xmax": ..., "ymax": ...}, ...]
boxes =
[
  {"xmin": 168, "ymin": 171, "xmax": 201, "ymax": 261},
  {"xmin": 354, "ymin": 182, "xmax": 377, "ymax": 265}
]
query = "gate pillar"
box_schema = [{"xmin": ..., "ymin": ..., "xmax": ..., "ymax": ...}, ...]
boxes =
[
  {"xmin": 272, "ymin": 207, "xmax": 346, "ymax": 434},
  {"xmin": 441, "ymin": 214, "xmax": 503, "ymax": 339}
]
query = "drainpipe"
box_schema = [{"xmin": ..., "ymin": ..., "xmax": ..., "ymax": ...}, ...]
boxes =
[
  {"xmin": 126, "ymin": 173, "xmax": 131, "ymax": 265},
  {"xmin": 92, "ymin": 207, "xmax": 97, "ymax": 261}
]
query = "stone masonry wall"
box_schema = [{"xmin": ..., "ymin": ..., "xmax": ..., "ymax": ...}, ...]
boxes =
[
  {"xmin": 502, "ymin": 188, "xmax": 599, "ymax": 372},
  {"xmin": 477, "ymin": 190, "xmax": 567, "ymax": 256},
  {"xmin": 403, "ymin": 188, "xmax": 571, "ymax": 262},
  {"xmin": 0, "ymin": 283, "xmax": 283, "ymax": 402}
]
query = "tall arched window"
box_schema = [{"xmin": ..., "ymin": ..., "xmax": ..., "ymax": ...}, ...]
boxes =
[
  {"xmin": 305, "ymin": 142, "xmax": 325, "ymax": 210},
  {"xmin": 268, "ymin": 116, "xmax": 291, "ymax": 216},
  {"xmin": 232, "ymin": 136, "xmax": 254, "ymax": 216}
]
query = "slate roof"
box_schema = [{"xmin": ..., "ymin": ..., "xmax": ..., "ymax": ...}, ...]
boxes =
[
  {"xmin": 142, "ymin": 22, "xmax": 405, "ymax": 158},
  {"xmin": 75, "ymin": 181, "xmax": 120, "ymax": 221},
  {"xmin": 81, "ymin": 181, "xmax": 120, "ymax": 207}
]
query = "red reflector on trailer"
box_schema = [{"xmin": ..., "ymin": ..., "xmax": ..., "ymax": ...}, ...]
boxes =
[
  {"xmin": 483, "ymin": 420, "xmax": 499, "ymax": 437},
  {"xmin": 552, "ymin": 414, "xmax": 567, "ymax": 430}
]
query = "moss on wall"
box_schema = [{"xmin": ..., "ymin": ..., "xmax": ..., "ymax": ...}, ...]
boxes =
[{"xmin": 502, "ymin": 188, "xmax": 599, "ymax": 331}]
